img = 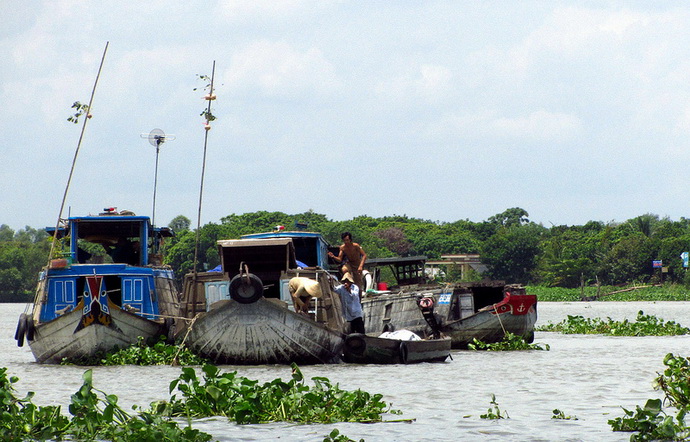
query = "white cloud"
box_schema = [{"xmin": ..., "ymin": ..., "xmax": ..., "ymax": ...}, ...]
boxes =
[
  {"xmin": 223, "ymin": 40, "xmax": 340, "ymax": 98},
  {"xmin": 376, "ymin": 64, "xmax": 452, "ymax": 103},
  {"xmin": 217, "ymin": 0, "xmax": 338, "ymax": 20},
  {"xmin": 430, "ymin": 109, "xmax": 582, "ymax": 143},
  {"xmin": 491, "ymin": 110, "xmax": 583, "ymax": 141}
]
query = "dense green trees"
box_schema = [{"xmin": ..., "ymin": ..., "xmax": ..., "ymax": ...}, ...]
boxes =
[
  {"xmin": 3, "ymin": 208, "xmax": 690, "ymax": 301},
  {"xmin": 0, "ymin": 225, "xmax": 50, "ymax": 302}
]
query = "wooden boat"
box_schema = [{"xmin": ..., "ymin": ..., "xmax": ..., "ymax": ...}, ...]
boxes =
[
  {"xmin": 177, "ymin": 232, "xmax": 347, "ymax": 365},
  {"xmin": 342, "ymin": 331, "xmax": 451, "ymax": 364},
  {"xmin": 15, "ymin": 209, "xmax": 179, "ymax": 363},
  {"xmin": 361, "ymin": 256, "xmax": 537, "ymax": 349}
]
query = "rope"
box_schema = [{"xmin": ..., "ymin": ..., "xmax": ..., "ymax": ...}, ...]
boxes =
[
  {"xmin": 493, "ymin": 303, "xmax": 507, "ymax": 335},
  {"xmin": 171, "ymin": 313, "xmax": 201, "ymax": 366}
]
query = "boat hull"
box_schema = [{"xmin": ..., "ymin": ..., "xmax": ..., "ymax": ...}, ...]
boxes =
[
  {"xmin": 342, "ymin": 333, "xmax": 451, "ymax": 364},
  {"xmin": 28, "ymin": 306, "xmax": 165, "ymax": 364},
  {"xmin": 362, "ymin": 284, "xmax": 537, "ymax": 349},
  {"xmin": 181, "ymin": 298, "xmax": 345, "ymax": 365}
]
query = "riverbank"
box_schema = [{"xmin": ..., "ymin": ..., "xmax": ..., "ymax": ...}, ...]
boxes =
[{"xmin": 528, "ymin": 283, "xmax": 690, "ymax": 302}]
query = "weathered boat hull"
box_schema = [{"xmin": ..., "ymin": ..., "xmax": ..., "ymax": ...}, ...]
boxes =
[
  {"xmin": 28, "ymin": 305, "xmax": 165, "ymax": 364},
  {"xmin": 362, "ymin": 283, "xmax": 537, "ymax": 349},
  {"xmin": 342, "ymin": 333, "xmax": 451, "ymax": 364},
  {"xmin": 181, "ymin": 298, "xmax": 344, "ymax": 365}
]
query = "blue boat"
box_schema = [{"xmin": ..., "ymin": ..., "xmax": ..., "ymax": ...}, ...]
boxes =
[{"xmin": 15, "ymin": 209, "xmax": 179, "ymax": 363}]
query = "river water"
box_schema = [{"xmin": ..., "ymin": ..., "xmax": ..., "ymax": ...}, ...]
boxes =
[{"xmin": 4, "ymin": 301, "xmax": 690, "ymax": 441}]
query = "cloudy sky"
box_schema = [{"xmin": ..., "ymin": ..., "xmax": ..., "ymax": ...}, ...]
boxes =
[{"xmin": 3, "ymin": 1, "xmax": 690, "ymax": 232}]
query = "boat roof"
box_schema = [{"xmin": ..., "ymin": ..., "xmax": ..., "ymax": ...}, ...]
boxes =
[
  {"xmin": 218, "ymin": 237, "xmax": 294, "ymax": 248},
  {"xmin": 46, "ymin": 214, "xmax": 173, "ymax": 239},
  {"xmin": 241, "ymin": 231, "xmax": 328, "ymax": 241},
  {"xmin": 365, "ymin": 256, "xmax": 428, "ymax": 266}
]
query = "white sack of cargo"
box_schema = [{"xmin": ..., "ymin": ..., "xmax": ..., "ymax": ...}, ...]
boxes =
[{"xmin": 379, "ymin": 330, "xmax": 422, "ymax": 341}]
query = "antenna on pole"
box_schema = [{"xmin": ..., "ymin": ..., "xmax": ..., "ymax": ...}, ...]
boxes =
[
  {"xmin": 190, "ymin": 61, "xmax": 216, "ymax": 317},
  {"xmin": 140, "ymin": 128, "xmax": 175, "ymax": 227}
]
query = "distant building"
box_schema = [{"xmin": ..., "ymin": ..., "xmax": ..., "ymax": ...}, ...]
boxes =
[{"xmin": 426, "ymin": 254, "xmax": 487, "ymax": 280}]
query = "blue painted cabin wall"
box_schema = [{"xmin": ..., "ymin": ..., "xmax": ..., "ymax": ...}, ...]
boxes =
[{"xmin": 40, "ymin": 265, "xmax": 161, "ymax": 322}]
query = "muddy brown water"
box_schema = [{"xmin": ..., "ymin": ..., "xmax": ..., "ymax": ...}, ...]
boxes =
[{"xmin": 5, "ymin": 302, "xmax": 690, "ymax": 441}]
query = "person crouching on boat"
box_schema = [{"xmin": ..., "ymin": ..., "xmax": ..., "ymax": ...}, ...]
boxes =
[
  {"xmin": 335, "ymin": 273, "xmax": 365, "ymax": 334},
  {"xmin": 288, "ymin": 277, "xmax": 322, "ymax": 315}
]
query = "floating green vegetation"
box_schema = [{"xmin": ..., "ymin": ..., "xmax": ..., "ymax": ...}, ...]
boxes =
[
  {"xmin": 61, "ymin": 337, "xmax": 208, "ymax": 366},
  {"xmin": 0, "ymin": 367, "xmax": 212, "ymax": 441},
  {"xmin": 0, "ymin": 364, "xmax": 395, "ymax": 440},
  {"xmin": 609, "ymin": 353, "xmax": 690, "ymax": 440},
  {"xmin": 527, "ymin": 284, "xmax": 690, "ymax": 302},
  {"xmin": 479, "ymin": 394, "xmax": 509, "ymax": 420},
  {"xmin": 537, "ymin": 311, "xmax": 690, "ymax": 336},
  {"xmin": 552, "ymin": 409, "xmax": 578, "ymax": 420},
  {"xmin": 467, "ymin": 332, "xmax": 550, "ymax": 351},
  {"xmin": 152, "ymin": 362, "xmax": 402, "ymax": 425},
  {"xmin": 323, "ymin": 428, "xmax": 365, "ymax": 442}
]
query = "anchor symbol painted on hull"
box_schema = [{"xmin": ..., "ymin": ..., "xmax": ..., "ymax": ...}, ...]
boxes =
[{"xmin": 517, "ymin": 303, "xmax": 526, "ymax": 313}]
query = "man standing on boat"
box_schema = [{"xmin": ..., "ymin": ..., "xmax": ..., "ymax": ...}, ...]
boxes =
[
  {"xmin": 335, "ymin": 273, "xmax": 365, "ymax": 334},
  {"xmin": 328, "ymin": 232, "xmax": 367, "ymax": 292}
]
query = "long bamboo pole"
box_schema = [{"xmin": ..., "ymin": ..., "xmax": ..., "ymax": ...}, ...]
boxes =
[
  {"xmin": 191, "ymin": 61, "xmax": 216, "ymax": 315},
  {"xmin": 47, "ymin": 41, "xmax": 109, "ymax": 265},
  {"xmin": 36, "ymin": 42, "xmax": 109, "ymax": 310}
]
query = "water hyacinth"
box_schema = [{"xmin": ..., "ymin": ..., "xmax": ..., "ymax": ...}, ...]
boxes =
[
  {"xmin": 0, "ymin": 363, "xmax": 398, "ymax": 440},
  {"xmin": 152, "ymin": 363, "xmax": 401, "ymax": 424},
  {"xmin": 479, "ymin": 394, "xmax": 509, "ymax": 420},
  {"xmin": 537, "ymin": 311, "xmax": 690, "ymax": 336},
  {"xmin": 467, "ymin": 332, "xmax": 549, "ymax": 351},
  {"xmin": 60, "ymin": 337, "xmax": 208, "ymax": 366},
  {"xmin": 609, "ymin": 353, "xmax": 690, "ymax": 440},
  {"xmin": 0, "ymin": 367, "xmax": 212, "ymax": 441}
]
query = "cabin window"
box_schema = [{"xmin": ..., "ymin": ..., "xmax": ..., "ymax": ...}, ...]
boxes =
[
  {"xmin": 471, "ymin": 286, "xmax": 505, "ymax": 310},
  {"xmin": 384, "ymin": 303, "xmax": 392, "ymax": 321},
  {"xmin": 291, "ymin": 237, "xmax": 319, "ymax": 267}
]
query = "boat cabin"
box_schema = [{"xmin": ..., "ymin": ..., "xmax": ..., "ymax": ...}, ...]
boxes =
[
  {"xmin": 362, "ymin": 255, "xmax": 513, "ymax": 319},
  {"xmin": 364, "ymin": 256, "xmax": 429, "ymax": 288},
  {"xmin": 39, "ymin": 211, "xmax": 176, "ymax": 323},
  {"xmin": 181, "ymin": 231, "xmax": 340, "ymax": 321},
  {"xmin": 47, "ymin": 210, "xmax": 173, "ymax": 266},
  {"xmin": 240, "ymin": 231, "xmax": 333, "ymax": 269}
]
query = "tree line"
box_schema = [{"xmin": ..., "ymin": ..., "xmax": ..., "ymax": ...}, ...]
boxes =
[{"xmin": 2, "ymin": 208, "xmax": 689, "ymax": 302}]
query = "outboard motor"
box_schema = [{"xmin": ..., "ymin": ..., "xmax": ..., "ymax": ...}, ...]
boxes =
[{"xmin": 418, "ymin": 295, "xmax": 441, "ymax": 339}]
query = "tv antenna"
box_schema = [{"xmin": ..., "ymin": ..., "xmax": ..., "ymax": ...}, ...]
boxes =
[{"xmin": 140, "ymin": 128, "xmax": 175, "ymax": 227}]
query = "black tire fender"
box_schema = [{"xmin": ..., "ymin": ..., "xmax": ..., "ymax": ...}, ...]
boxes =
[
  {"xmin": 164, "ymin": 317, "xmax": 175, "ymax": 344},
  {"xmin": 526, "ymin": 330, "xmax": 535, "ymax": 343},
  {"xmin": 229, "ymin": 273, "xmax": 264, "ymax": 304},
  {"xmin": 399, "ymin": 341, "xmax": 409, "ymax": 364},
  {"xmin": 25, "ymin": 315, "xmax": 35, "ymax": 342},
  {"xmin": 344, "ymin": 334, "xmax": 367, "ymax": 356},
  {"xmin": 14, "ymin": 313, "xmax": 27, "ymax": 347}
]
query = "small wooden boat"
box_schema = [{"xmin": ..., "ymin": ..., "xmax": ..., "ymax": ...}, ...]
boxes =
[
  {"xmin": 342, "ymin": 331, "xmax": 451, "ymax": 364},
  {"xmin": 177, "ymin": 232, "xmax": 347, "ymax": 365},
  {"xmin": 15, "ymin": 210, "xmax": 179, "ymax": 363},
  {"xmin": 361, "ymin": 257, "xmax": 538, "ymax": 348}
]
